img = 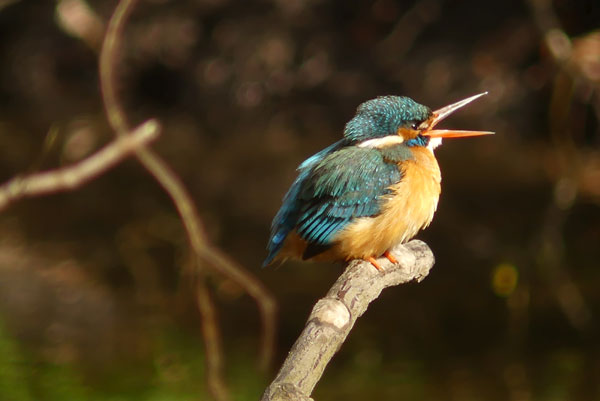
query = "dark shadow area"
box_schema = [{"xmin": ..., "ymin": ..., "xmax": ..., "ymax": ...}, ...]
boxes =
[{"xmin": 0, "ymin": 0, "xmax": 599, "ymax": 400}]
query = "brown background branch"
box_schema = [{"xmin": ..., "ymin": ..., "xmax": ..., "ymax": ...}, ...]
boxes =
[
  {"xmin": 262, "ymin": 240, "xmax": 435, "ymax": 401},
  {"xmin": 98, "ymin": 2, "xmax": 276, "ymax": 400},
  {"xmin": 0, "ymin": 119, "xmax": 159, "ymax": 212}
]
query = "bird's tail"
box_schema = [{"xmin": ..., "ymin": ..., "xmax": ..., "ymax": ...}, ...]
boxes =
[
  {"xmin": 262, "ymin": 230, "xmax": 288, "ymax": 267},
  {"xmin": 262, "ymin": 176, "xmax": 305, "ymax": 267}
]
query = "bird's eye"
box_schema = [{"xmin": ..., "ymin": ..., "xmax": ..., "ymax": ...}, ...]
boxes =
[{"xmin": 410, "ymin": 121, "xmax": 419, "ymax": 130}]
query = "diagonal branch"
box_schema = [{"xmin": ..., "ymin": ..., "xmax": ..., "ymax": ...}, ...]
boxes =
[
  {"xmin": 261, "ymin": 240, "xmax": 435, "ymax": 401},
  {"xmin": 0, "ymin": 119, "xmax": 159, "ymax": 212},
  {"xmin": 98, "ymin": 1, "xmax": 277, "ymax": 400}
]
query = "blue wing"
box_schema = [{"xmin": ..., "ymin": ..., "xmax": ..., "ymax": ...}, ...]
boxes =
[
  {"xmin": 264, "ymin": 143, "xmax": 402, "ymax": 265},
  {"xmin": 263, "ymin": 140, "xmax": 346, "ymax": 266},
  {"xmin": 296, "ymin": 147, "xmax": 402, "ymax": 258}
]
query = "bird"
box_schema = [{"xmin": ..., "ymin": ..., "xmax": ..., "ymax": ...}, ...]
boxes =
[{"xmin": 264, "ymin": 92, "xmax": 493, "ymax": 270}]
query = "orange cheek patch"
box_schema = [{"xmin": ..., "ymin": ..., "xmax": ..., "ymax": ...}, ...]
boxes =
[{"xmin": 396, "ymin": 127, "xmax": 420, "ymax": 140}]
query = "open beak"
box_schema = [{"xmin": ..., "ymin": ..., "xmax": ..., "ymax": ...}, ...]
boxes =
[{"xmin": 419, "ymin": 92, "xmax": 494, "ymax": 138}]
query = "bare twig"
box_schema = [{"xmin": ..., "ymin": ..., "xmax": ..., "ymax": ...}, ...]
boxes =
[
  {"xmin": 98, "ymin": 0, "xmax": 132, "ymax": 136},
  {"xmin": 98, "ymin": 1, "xmax": 228, "ymax": 399},
  {"xmin": 527, "ymin": 0, "xmax": 595, "ymax": 332},
  {"xmin": 98, "ymin": 1, "xmax": 277, "ymax": 399},
  {"xmin": 261, "ymin": 240, "xmax": 435, "ymax": 401},
  {"xmin": 0, "ymin": 119, "xmax": 159, "ymax": 212},
  {"xmin": 195, "ymin": 275, "xmax": 228, "ymax": 401},
  {"xmin": 527, "ymin": 0, "xmax": 600, "ymax": 109}
]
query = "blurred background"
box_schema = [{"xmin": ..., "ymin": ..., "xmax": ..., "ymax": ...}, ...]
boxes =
[{"xmin": 0, "ymin": 0, "xmax": 599, "ymax": 400}]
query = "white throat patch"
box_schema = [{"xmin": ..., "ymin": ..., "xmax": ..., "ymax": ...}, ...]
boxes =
[
  {"xmin": 358, "ymin": 134, "xmax": 443, "ymax": 152},
  {"xmin": 427, "ymin": 137, "xmax": 442, "ymax": 152},
  {"xmin": 358, "ymin": 135, "xmax": 404, "ymax": 148}
]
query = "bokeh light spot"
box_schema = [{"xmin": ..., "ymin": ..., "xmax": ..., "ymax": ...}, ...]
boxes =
[{"xmin": 492, "ymin": 263, "xmax": 518, "ymax": 297}]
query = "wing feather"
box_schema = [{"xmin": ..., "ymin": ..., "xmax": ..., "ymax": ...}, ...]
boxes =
[
  {"xmin": 296, "ymin": 147, "xmax": 402, "ymax": 258},
  {"xmin": 264, "ymin": 142, "xmax": 409, "ymax": 265}
]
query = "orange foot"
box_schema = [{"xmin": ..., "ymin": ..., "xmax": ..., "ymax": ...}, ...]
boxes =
[
  {"xmin": 367, "ymin": 256, "xmax": 384, "ymax": 271},
  {"xmin": 384, "ymin": 250, "xmax": 398, "ymax": 264}
]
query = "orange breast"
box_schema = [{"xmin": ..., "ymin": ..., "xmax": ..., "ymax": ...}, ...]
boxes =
[{"xmin": 331, "ymin": 147, "xmax": 441, "ymax": 260}]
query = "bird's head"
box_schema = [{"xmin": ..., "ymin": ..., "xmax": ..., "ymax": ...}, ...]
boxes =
[{"xmin": 344, "ymin": 92, "xmax": 493, "ymax": 151}]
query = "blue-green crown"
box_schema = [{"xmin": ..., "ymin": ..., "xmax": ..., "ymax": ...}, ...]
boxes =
[{"xmin": 343, "ymin": 96, "xmax": 432, "ymax": 142}]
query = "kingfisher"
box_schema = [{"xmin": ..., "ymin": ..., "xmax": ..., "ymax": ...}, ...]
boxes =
[{"xmin": 264, "ymin": 92, "xmax": 493, "ymax": 270}]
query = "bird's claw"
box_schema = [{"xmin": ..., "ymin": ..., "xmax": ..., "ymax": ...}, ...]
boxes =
[
  {"xmin": 366, "ymin": 251, "xmax": 398, "ymax": 272},
  {"xmin": 384, "ymin": 250, "xmax": 398, "ymax": 264},
  {"xmin": 367, "ymin": 256, "xmax": 384, "ymax": 271}
]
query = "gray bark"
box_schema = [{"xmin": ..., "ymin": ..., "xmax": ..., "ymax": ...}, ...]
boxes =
[{"xmin": 261, "ymin": 240, "xmax": 435, "ymax": 401}]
